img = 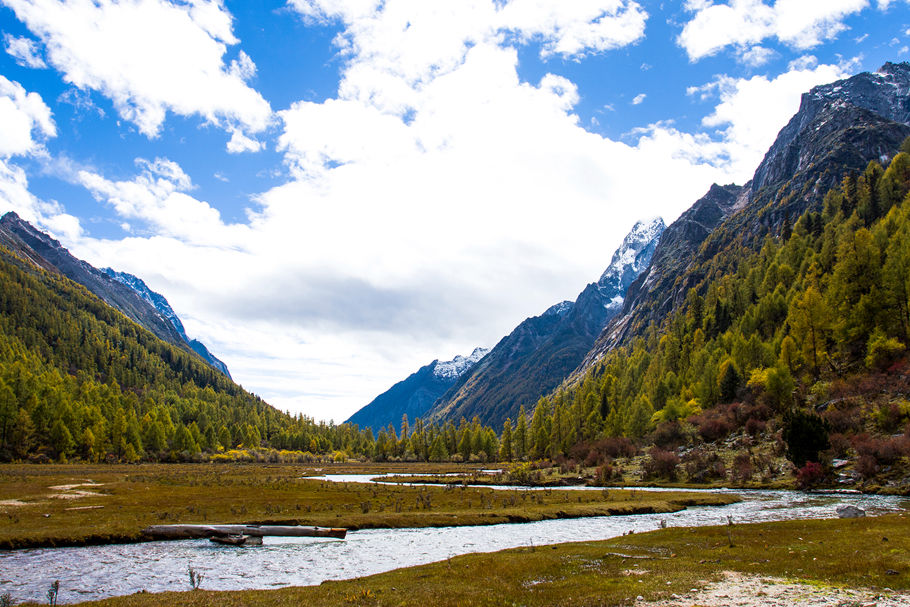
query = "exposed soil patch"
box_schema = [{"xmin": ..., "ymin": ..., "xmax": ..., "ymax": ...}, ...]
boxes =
[
  {"xmin": 637, "ymin": 571, "xmax": 910, "ymax": 607},
  {"xmin": 47, "ymin": 482, "xmax": 104, "ymax": 499}
]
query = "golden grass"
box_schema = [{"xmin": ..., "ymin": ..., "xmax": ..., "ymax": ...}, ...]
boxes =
[{"xmin": 0, "ymin": 463, "xmax": 736, "ymax": 549}]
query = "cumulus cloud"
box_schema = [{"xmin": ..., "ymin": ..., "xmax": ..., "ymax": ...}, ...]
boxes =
[
  {"xmin": 738, "ymin": 45, "xmax": 775, "ymax": 66},
  {"xmin": 2, "ymin": 0, "xmax": 272, "ymax": 143},
  {"xmin": 3, "ymin": 33, "xmax": 46, "ymax": 68},
  {"xmin": 0, "ymin": 76, "xmax": 54, "ymax": 160},
  {"xmin": 631, "ymin": 92, "xmax": 646, "ymax": 104},
  {"xmin": 0, "ymin": 77, "xmax": 82, "ymax": 240},
  {"xmin": 76, "ymin": 157, "xmax": 249, "ymax": 245},
  {"xmin": 61, "ymin": 2, "xmax": 853, "ymax": 420},
  {"xmin": 498, "ymin": 0, "xmax": 648, "ymax": 57},
  {"xmin": 678, "ymin": 0, "xmax": 868, "ymax": 61}
]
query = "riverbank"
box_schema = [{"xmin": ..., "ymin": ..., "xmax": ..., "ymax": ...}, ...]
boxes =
[
  {"xmin": 53, "ymin": 512, "xmax": 909, "ymax": 607},
  {"xmin": 0, "ymin": 464, "xmax": 736, "ymax": 549}
]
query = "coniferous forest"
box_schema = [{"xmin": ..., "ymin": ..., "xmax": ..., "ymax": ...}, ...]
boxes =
[
  {"xmin": 510, "ymin": 144, "xmax": 910, "ymax": 484},
  {"xmin": 4, "ymin": 144, "xmax": 910, "ymax": 486}
]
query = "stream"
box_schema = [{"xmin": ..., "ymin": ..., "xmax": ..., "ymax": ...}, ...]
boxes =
[{"xmin": 0, "ymin": 478, "xmax": 906, "ymax": 604}]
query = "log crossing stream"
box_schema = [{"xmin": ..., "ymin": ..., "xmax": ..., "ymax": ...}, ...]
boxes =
[{"xmin": 0, "ymin": 481, "xmax": 906, "ymax": 604}]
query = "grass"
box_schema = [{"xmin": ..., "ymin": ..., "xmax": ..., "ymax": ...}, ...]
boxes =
[
  {"xmin": 58, "ymin": 512, "xmax": 910, "ymax": 607},
  {"xmin": 0, "ymin": 463, "xmax": 737, "ymax": 549}
]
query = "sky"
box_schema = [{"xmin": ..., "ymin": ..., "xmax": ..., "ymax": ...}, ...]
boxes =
[{"xmin": 1, "ymin": 0, "xmax": 909, "ymax": 422}]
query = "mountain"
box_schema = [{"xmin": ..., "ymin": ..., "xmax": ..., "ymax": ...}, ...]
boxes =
[
  {"xmin": 346, "ymin": 347, "xmax": 489, "ymax": 433},
  {"xmin": 103, "ymin": 269, "xmax": 231, "ymax": 378},
  {"xmin": 427, "ymin": 217, "xmax": 665, "ymax": 428},
  {"xmin": 522, "ymin": 62, "xmax": 910, "ymax": 490},
  {"xmin": 0, "ymin": 212, "xmax": 229, "ymax": 377},
  {"xmin": 583, "ymin": 62, "xmax": 910, "ymax": 368}
]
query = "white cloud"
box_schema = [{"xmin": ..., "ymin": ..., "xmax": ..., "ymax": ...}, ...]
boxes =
[
  {"xmin": 685, "ymin": 61, "xmax": 848, "ymax": 178},
  {"xmin": 226, "ymin": 129, "xmax": 264, "ymax": 154},
  {"xmin": 787, "ymin": 54, "xmax": 818, "ymax": 71},
  {"xmin": 2, "ymin": 0, "xmax": 272, "ymax": 142},
  {"xmin": 631, "ymin": 92, "xmax": 646, "ymax": 104},
  {"xmin": 678, "ymin": 0, "xmax": 869, "ymax": 61},
  {"xmin": 58, "ymin": 2, "xmax": 852, "ymax": 421},
  {"xmin": 0, "ymin": 75, "xmax": 55, "ymax": 157},
  {"xmin": 498, "ymin": 0, "xmax": 648, "ymax": 57},
  {"xmin": 738, "ymin": 45, "xmax": 775, "ymax": 66},
  {"xmin": 3, "ymin": 33, "xmax": 46, "ymax": 68},
  {"xmin": 76, "ymin": 157, "xmax": 250, "ymax": 246}
]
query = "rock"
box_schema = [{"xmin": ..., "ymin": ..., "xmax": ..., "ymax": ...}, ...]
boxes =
[{"xmin": 836, "ymin": 505, "xmax": 866, "ymax": 518}]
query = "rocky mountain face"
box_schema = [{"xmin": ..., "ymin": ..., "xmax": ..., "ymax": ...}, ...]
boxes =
[
  {"xmin": 424, "ymin": 218, "xmax": 665, "ymax": 428},
  {"xmin": 582, "ymin": 62, "xmax": 910, "ymax": 370},
  {"xmin": 0, "ymin": 213, "xmax": 230, "ymax": 377},
  {"xmin": 346, "ymin": 347, "xmax": 489, "ymax": 433},
  {"xmin": 103, "ymin": 269, "xmax": 231, "ymax": 378}
]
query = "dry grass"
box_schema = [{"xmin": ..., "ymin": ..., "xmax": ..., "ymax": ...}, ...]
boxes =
[{"xmin": 0, "ymin": 463, "xmax": 736, "ymax": 549}]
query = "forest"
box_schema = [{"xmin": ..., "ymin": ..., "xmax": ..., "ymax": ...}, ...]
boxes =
[
  {"xmin": 511, "ymin": 144, "xmax": 910, "ymax": 484},
  {"xmin": 0, "ymin": 244, "xmax": 500, "ymax": 463},
  {"xmin": 4, "ymin": 144, "xmax": 910, "ymax": 480}
]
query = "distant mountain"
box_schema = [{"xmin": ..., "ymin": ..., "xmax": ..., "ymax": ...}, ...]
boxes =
[
  {"xmin": 346, "ymin": 347, "xmax": 489, "ymax": 433},
  {"xmin": 582, "ymin": 62, "xmax": 910, "ymax": 369},
  {"xmin": 427, "ymin": 217, "xmax": 665, "ymax": 428},
  {"xmin": 103, "ymin": 269, "xmax": 231, "ymax": 378},
  {"xmin": 0, "ymin": 212, "xmax": 230, "ymax": 377}
]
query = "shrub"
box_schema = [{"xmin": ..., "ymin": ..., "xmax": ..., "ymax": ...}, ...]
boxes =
[
  {"xmin": 594, "ymin": 463, "xmax": 618, "ymax": 485},
  {"xmin": 783, "ymin": 410, "xmax": 830, "ymax": 467},
  {"xmin": 651, "ymin": 420, "xmax": 686, "ymax": 449},
  {"xmin": 745, "ymin": 417, "xmax": 766, "ymax": 436},
  {"xmin": 856, "ymin": 454, "xmax": 879, "ymax": 480},
  {"xmin": 866, "ymin": 330, "xmax": 905, "ymax": 371},
  {"xmin": 731, "ymin": 452, "xmax": 753, "ymax": 482},
  {"xmin": 683, "ymin": 448, "xmax": 726, "ymax": 483},
  {"xmin": 796, "ymin": 461, "xmax": 825, "ymax": 489},
  {"xmin": 642, "ymin": 447, "xmax": 680, "ymax": 481},
  {"xmin": 697, "ymin": 418, "xmax": 733, "ymax": 442},
  {"xmin": 574, "ymin": 437, "xmax": 637, "ymax": 466}
]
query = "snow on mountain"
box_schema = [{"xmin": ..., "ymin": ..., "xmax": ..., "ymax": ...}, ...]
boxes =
[
  {"xmin": 598, "ymin": 217, "xmax": 665, "ymax": 309},
  {"xmin": 543, "ymin": 300, "xmax": 574, "ymax": 317},
  {"xmin": 103, "ymin": 268, "xmax": 232, "ymax": 378},
  {"xmin": 432, "ymin": 347, "xmax": 490, "ymax": 380},
  {"xmin": 103, "ymin": 269, "xmax": 190, "ymax": 343}
]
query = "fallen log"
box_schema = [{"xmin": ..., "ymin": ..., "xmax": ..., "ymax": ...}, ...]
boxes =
[
  {"xmin": 209, "ymin": 534, "xmax": 263, "ymax": 546},
  {"xmin": 142, "ymin": 524, "xmax": 347, "ymax": 540}
]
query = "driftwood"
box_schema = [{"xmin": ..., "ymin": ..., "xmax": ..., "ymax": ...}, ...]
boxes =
[
  {"xmin": 209, "ymin": 534, "xmax": 263, "ymax": 546},
  {"xmin": 142, "ymin": 524, "xmax": 347, "ymax": 541}
]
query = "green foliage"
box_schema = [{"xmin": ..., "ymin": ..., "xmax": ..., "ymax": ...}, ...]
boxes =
[
  {"xmin": 865, "ymin": 329, "xmax": 905, "ymax": 370},
  {"xmin": 0, "ymin": 244, "xmax": 506, "ymax": 464},
  {"xmin": 783, "ymin": 410, "xmax": 830, "ymax": 467},
  {"xmin": 527, "ymin": 152, "xmax": 910, "ymax": 465}
]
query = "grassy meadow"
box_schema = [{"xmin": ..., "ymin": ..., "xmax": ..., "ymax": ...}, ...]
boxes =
[{"xmin": 0, "ymin": 463, "xmax": 737, "ymax": 549}]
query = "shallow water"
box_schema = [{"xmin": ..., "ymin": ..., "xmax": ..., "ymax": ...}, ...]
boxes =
[{"xmin": 0, "ymin": 484, "xmax": 905, "ymax": 604}]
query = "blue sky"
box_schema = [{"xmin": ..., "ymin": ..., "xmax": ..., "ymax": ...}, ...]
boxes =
[{"xmin": 1, "ymin": 0, "xmax": 909, "ymax": 421}]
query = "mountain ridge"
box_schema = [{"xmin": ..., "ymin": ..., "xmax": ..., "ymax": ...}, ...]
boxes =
[
  {"xmin": 424, "ymin": 217, "xmax": 665, "ymax": 428},
  {"xmin": 580, "ymin": 62, "xmax": 910, "ymax": 372},
  {"xmin": 346, "ymin": 347, "xmax": 489, "ymax": 433},
  {"xmin": 0, "ymin": 212, "xmax": 230, "ymax": 377}
]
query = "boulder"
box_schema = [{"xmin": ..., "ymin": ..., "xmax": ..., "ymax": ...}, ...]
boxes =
[{"xmin": 836, "ymin": 505, "xmax": 866, "ymax": 518}]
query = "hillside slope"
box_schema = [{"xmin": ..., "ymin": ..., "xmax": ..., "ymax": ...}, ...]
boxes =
[{"xmin": 429, "ymin": 218, "xmax": 664, "ymax": 428}]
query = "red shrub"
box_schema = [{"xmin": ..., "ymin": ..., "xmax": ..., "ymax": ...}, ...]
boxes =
[
  {"xmin": 796, "ymin": 461, "xmax": 825, "ymax": 489},
  {"xmin": 642, "ymin": 447, "xmax": 680, "ymax": 481}
]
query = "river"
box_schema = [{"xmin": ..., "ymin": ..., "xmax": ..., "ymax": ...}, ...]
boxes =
[{"xmin": 0, "ymin": 478, "xmax": 905, "ymax": 604}]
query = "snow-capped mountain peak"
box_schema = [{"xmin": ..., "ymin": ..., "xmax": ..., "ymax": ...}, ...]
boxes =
[
  {"xmin": 597, "ymin": 217, "xmax": 665, "ymax": 305},
  {"xmin": 432, "ymin": 347, "xmax": 490, "ymax": 379}
]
